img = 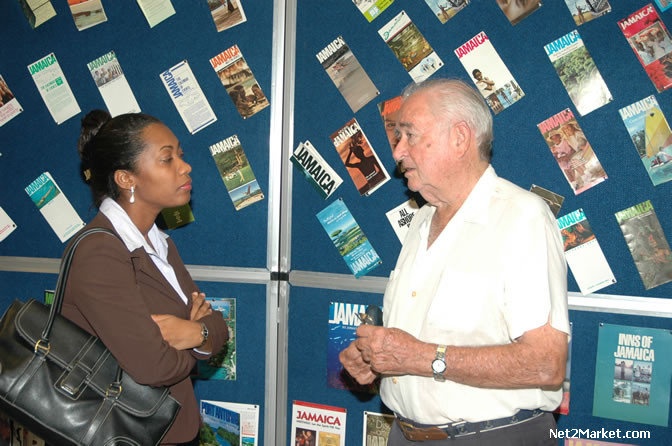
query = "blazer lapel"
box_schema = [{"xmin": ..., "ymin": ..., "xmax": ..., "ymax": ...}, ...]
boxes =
[{"xmin": 130, "ymin": 249, "xmax": 187, "ymax": 306}]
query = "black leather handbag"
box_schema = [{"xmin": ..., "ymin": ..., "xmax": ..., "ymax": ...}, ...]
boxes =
[{"xmin": 0, "ymin": 228, "xmax": 181, "ymax": 446}]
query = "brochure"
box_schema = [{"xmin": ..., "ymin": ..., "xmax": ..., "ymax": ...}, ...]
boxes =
[
  {"xmin": 19, "ymin": 0, "xmax": 57, "ymax": 28},
  {"xmin": 25, "ymin": 172, "xmax": 84, "ymax": 243},
  {"xmin": 316, "ymin": 36, "xmax": 379, "ymax": 113},
  {"xmin": 160, "ymin": 203, "xmax": 194, "ymax": 229},
  {"xmin": 136, "ymin": 0, "xmax": 175, "ymax": 28},
  {"xmin": 160, "ymin": 60, "xmax": 217, "ymax": 134},
  {"xmin": 200, "ymin": 400, "xmax": 259, "ymax": 446},
  {"xmin": 194, "ymin": 298, "xmax": 236, "ymax": 380},
  {"xmin": 316, "ymin": 198, "xmax": 381, "ymax": 278},
  {"xmin": 423, "ymin": 0, "xmax": 469, "ymax": 24},
  {"xmin": 385, "ymin": 197, "xmax": 419, "ymax": 243},
  {"xmin": 352, "ymin": 0, "xmax": 393, "ymax": 22},
  {"xmin": 199, "ymin": 400, "xmax": 241, "ymax": 446},
  {"xmin": 209, "ymin": 0, "xmax": 246, "ymax": 32},
  {"xmin": 330, "ymin": 118, "xmax": 390, "ymax": 197},
  {"xmin": 544, "ymin": 30, "xmax": 613, "ymax": 116},
  {"xmin": 593, "ymin": 323, "xmax": 672, "ymax": 426},
  {"xmin": 87, "ymin": 51, "xmax": 140, "ymax": 117},
  {"xmin": 68, "ymin": 0, "xmax": 107, "ymax": 31},
  {"xmin": 377, "ymin": 95, "xmax": 402, "ymax": 153},
  {"xmin": 362, "ymin": 411, "xmax": 394, "ymax": 446},
  {"xmin": 291, "ymin": 401, "xmax": 346, "ymax": 446},
  {"xmin": 537, "ymin": 108, "xmax": 607, "ymax": 195},
  {"xmin": 655, "ymin": 0, "xmax": 672, "ymax": 12},
  {"xmin": 619, "ymin": 95, "xmax": 672, "ymax": 186},
  {"xmin": 0, "ymin": 75, "xmax": 23, "ymax": 127},
  {"xmin": 564, "ymin": 0, "xmax": 611, "ymax": 26},
  {"xmin": 615, "ymin": 200, "xmax": 672, "ymax": 290},
  {"xmin": 456, "ymin": 31, "xmax": 524, "ymax": 114},
  {"xmin": 557, "ymin": 209, "xmax": 615, "ymax": 295},
  {"xmin": 619, "ymin": 4, "xmax": 672, "ymax": 93},
  {"xmin": 290, "ymin": 140, "xmax": 343, "ymax": 200},
  {"xmin": 529, "ymin": 184, "xmax": 564, "ymax": 217},
  {"xmin": 0, "ymin": 207, "xmax": 17, "ymax": 242},
  {"xmin": 28, "ymin": 53, "xmax": 81, "ymax": 124},
  {"xmin": 496, "ymin": 0, "xmax": 541, "ymax": 25},
  {"xmin": 378, "ymin": 10, "xmax": 443, "ymax": 83},
  {"xmin": 209, "ymin": 134, "xmax": 264, "ymax": 211},
  {"xmin": 210, "ymin": 45, "xmax": 269, "ymax": 119}
]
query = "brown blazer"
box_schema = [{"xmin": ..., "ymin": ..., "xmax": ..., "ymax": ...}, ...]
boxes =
[{"xmin": 61, "ymin": 213, "xmax": 229, "ymax": 444}]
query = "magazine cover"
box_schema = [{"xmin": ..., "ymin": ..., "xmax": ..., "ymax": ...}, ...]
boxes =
[
  {"xmin": 160, "ymin": 203, "xmax": 194, "ymax": 229},
  {"xmin": 0, "ymin": 207, "xmax": 17, "ymax": 242},
  {"xmin": 362, "ymin": 411, "xmax": 394, "ymax": 446},
  {"xmin": 290, "ymin": 141, "xmax": 343, "ymax": 200},
  {"xmin": 19, "ymin": 0, "xmax": 57, "ymax": 28},
  {"xmin": 619, "ymin": 4, "xmax": 672, "ymax": 93},
  {"xmin": 68, "ymin": 0, "xmax": 107, "ymax": 31},
  {"xmin": 564, "ymin": 0, "xmax": 611, "ymax": 26},
  {"xmin": 655, "ymin": 0, "xmax": 672, "ymax": 12},
  {"xmin": 209, "ymin": 0, "xmax": 246, "ymax": 32},
  {"xmin": 619, "ymin": 95, "xmax": 672, "ymax": 186},
  {"xmin": 291, "ymin": 401, "xmax": 346, "ymax": 446},
  {"xmin": 200, "ymin": 400, "xmax": 259, "ymax": 446},
  {"xmin": 544, "ymin": 30, "xmax": 613, "ymax": 116},
  {"xmin": 160, "ymin": 60, "xmax": 217, "ymax": 134},
  {"xmin": 209, "ymin": 134, "xmax": 265, "ymax": 211},
  {"xmin": 316, "ymin": 36, "xmax": 379, "ymax": 113},
  {"xmin": 385, "ymin": 197, "xmax": 419, "ymax": 243},
  {"xmin": 87, "ymin": 51, "xmax": 140, "ymax": 117},
  {"xmin": 554, "ymin": 322, "xmax": 573, "ymax": 415},
  {"xmin": 28, "ymin": 53, "xmax": 81, "ymax": 124},
  {"xmin": 529, "ymin": 184, "xmax": 564, "ymax": 217},
  {"xmin": 593, "ymin": 323, "xmax": 672, "ymax": 427},
  {"xmin": 136, "ymin": 0, "xmax": 175, "ymax": 28},
  {"xmin": 24, "ymin": 172, "xmax": 84, "ymax": 243},
  {"xmin": 455, "ymin": 31, "xmax": 524, "ymax": 114},
  {"xmin": 316, "ymin": 198, "xmax": 381, "ymax": 278},
  {"xmin": 0, "ymin": 75, "xmax": 22, "ymax": 127},
  {"xmin": 352, "ymin": 0, "xmax": 393, "ymax": 22},
  {"xmin": 615, "ymin": 200, "xmax": 672, "ymax": 290},
  {"xmin": 194, "ymin": 298, "xmax": 236, "ymax": 380},
  {"xmin": 557, "ymin": 209, "xmax": 616, "ymax": 295},
  {"xmin": 378, "ymin": 10, "xmax": 443, "ymax": 83},
  {"xmin": 377, "ymin": 95, "xmax": 401, "ymax": 153},
  {"xmin": 330, "ymin": 118, "xmax": 390, "ymax": 196},
  {"xmin": 328, "ymin": 301, "xmax": 381, "ymax": 393},
  {"xmin": 210, "ymin": 45, "xmax": 269, "ymax": 119},
  {"xmin": 423, "ymin": 0, "xmax": 469, "ymax": 24},
  {"xmin": 538, "ymin": 108, "xmax": 607, "ymax": 194},
  {"xmin": 200, "ymin": 400, "xmax": 241, "ymax": 446},
  {"xmin": 496, "ymin": 0, "xmax": 541, "ymax": 25}
]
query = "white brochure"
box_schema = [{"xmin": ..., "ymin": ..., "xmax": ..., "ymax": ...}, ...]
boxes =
[{"xmin": 28, "ymin": 53, "xmax": 81, "ymax": 124}]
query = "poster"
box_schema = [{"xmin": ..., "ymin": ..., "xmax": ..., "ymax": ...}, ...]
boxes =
[
  {"xmin": 200, "ymin": 400, "xmax": 259, "ymax": 446},
  {"xmin": 28, "ymin": 53, "xmax": 81, "ymax": 124},
  {"xmin": 87, "ymin": 51, "xmax": 141, "ymax": 117},
  {"xmin": 199, "ymin": 400, "xmax": 241, "ymax": 446},
  {"xmin": 593, "ymin": 323, "xmax": 672, "ymax": 426},
  {"xmin": 291, "ymin": 401, "xmax": 346, "ymax": 446},
  {"xmin": 0, "ymin": 75, "xmax": 22, "ymax": 127},
  {"xmin": 194, "ymin": 298, "xmax": 236, "ymax": 380},
  {"xmin": 290, "ymin": 141, "xmax": 343, "ymax": 200},
  {"xmin": 362, "ymin": 411, "xmax": 394, "ymax": 446}
]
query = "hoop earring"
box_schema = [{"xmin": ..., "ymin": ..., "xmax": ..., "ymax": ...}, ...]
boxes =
[{"xmin": 129, "ymin": 186, "xmax": 135, "ymax": 204}]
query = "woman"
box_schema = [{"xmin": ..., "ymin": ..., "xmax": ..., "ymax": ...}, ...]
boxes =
[{"xmin": 62, "ymin": 110, "xmax": 229, "ymax": 445}]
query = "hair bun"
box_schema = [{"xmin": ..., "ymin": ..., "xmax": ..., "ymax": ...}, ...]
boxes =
[{"xmin": 78, "ymin": 109, "xmax": 112, "ymax": 159}]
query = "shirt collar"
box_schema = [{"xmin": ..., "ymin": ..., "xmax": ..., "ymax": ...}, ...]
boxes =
[{"xmin": 99, "ymin": 197, "xmax": 169, "ymax": 259}]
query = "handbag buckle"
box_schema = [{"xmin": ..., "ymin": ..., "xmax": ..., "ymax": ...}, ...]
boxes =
[
  {"xmin": 34, "ymin": 339, "xmax": 50, "ymax": 356},
  {"xmin": 105, "ymin": 383, "xmax": 122, "ymax": 399}
]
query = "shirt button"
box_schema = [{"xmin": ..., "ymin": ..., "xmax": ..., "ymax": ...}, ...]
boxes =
[
  {"xmin": 392, "ymin": 378, "xmax": 398, "ymax": 384},
  {"xmin": 411, "ymin": 291, "xmax": 417, "ymax": 297}
]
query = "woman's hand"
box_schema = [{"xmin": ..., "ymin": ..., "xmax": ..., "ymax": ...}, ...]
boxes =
[
  {"xmin": 151, "ymin": 315, "xmax": 204, "ymax": 350},
  {"xmin": 190, "ymin": 292, "xmax": 212, "ymax": 321}
]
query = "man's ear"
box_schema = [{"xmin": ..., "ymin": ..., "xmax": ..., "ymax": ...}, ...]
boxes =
[{"xmin": 451, "ymin": 121, "xmax": 473, "ymax": 159}]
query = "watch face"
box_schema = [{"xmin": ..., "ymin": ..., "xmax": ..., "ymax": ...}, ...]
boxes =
[{"xmin": 432, "ymin": 359, "xmax": 446, "ymax": 374}]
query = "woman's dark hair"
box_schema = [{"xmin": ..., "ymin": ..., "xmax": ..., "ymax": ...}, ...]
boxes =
[{"xmin": 78, "ymin": 110, "xmax": 161, "ymax": 207}]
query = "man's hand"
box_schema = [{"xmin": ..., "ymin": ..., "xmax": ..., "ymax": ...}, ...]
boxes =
[
  {"xmin": 339, "ymin": 342, "xmax": 378, "ymax": 385},
  {"xmin": 151, "ymin": 314, "xmax": 202, "ymax": 350},
  {"xmin": 190, "ymin": 292, "xmax": 212, "ymax": 321},
  {"xmin": 354, "ymin": 325, "xmax": 430, "ymax": 376}
]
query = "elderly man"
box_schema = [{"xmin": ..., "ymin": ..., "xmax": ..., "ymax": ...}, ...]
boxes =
[{"xmin": 340, "ymin": 79, "xmax": 569, "ymax": 445}]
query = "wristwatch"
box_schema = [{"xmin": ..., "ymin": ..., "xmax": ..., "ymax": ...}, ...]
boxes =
[
  {"xmin": 198, "ymin": 322, "xmax": 209, "ymax": 348},
  {"xmin": 431, "ymin": 344, "xmax": 447, "ymax": 382}
]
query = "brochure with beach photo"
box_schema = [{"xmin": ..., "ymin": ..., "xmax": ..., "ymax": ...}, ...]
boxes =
[
  {"xmin": 316, "ymin": 36, "xmax": 379, "ymax": 113},
  {"xmin": 28, "ymin": 53, "xmax": 81, "ymax": 125},
  {"xmin": 615, "ymin": 200, "xmax": 672, "ymax": 290},
  {"xmin": 136, "ymin": 0, "xmax": 175, "ymax": 28},
  {"xmin": 537, "ymin": 108, "xmax": 607, "ymax": 195},
  {"xmin": 619, "ymin": 95, "xmax": 672, "ymax": 186},
  {"xmin": 378, "ymin": 10, "xmax": 443, "ymax": 83},
  {"xmin": 619, "ymin": 4, "xmax": 672, "ymax": 93},
  {"xmin": 564, "ymin": 0, "xmax": 611, "ymax": 26},
  {"xmin": 210, "ymin": 45, "xmax": 269, "ymax": 119},
  {"xmin": 200, "ymin": 400, "xmax": 259, "ymax": 446},
  {"xmin": 423, "ymin": 0, "xmax": 469, "ymax": 24},
  {"xmin": 353, "ymin": 0, "xmax": 393, "ymax": 22},
  {"xmin": 330, "ymin": 118, "xmax": 390, "ymax": 197},
  {"xmin": 0, "ymin": 75, "xmax": 23, "ymax": 127},
  {"xmin": 87, "ymin": 51, "xmax": 140, "ymax": 117},
  {"xmin": 455, "ymin": 31, "xmax": 524, "ymax": 115},
  {"xmin": 557, "ymin": 209, "xmax": 615, "ymax": 295},
  {"xmin": 544, "ymin": 30, "xmax": 613, "ymax": 116},
  {"xmin": 68, "ymin": 0, "xmax": 107, "ymax": 31},
  {"xmin": 209, "ymin": 134, "xmax": 264, "ymax": 211},
  {"xmin": 209, "ymin": 0, "xmax": 246, "ymax": 32}
]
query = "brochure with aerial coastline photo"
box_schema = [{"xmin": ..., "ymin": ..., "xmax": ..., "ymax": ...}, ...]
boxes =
[
  {"xmin": 87, "ymin": 51, "xmax": 140, "ymax": 117},
  {"xmin": 564, "ymin": 0, "xmax": 611, "ymax": 26},
  {"xmin": 615, "ymin": 200, "xmax": 672, "ymax": 290},
  {"xmin": 557, "ymin": 209, "xmax": 615, "ymax": 295},
  {"xmin": 352, "ymin": 0, "xmax": 393, "ymax": 22},
  {"xmin": 209, "ymin": 134, "xmax": 264, "ymax": 211},
  {"xmin": 537, "ymin": 108, "xmax": 607, "ymax": 195},
  {"xmin": 290, "ymin": 141, "xmax": 343, "ymax": 200},
  {"xmin": 619, "ymin": 4, "xmax": 672, "ymax": 93},
  {"xmin": 362, "ymin": 411, "xmax": 394, "ymax": 446},
  {"xmin": 330, "ymin": 118, "xmax": 390, "ymax": 197},
  {"xmin": 28, "ymin": 53, "xmax": 81, "ymax": 125},
  {"xmin": 200, "ymin": 400, "xmax": 258, "ymax": 446},
  {"xmin": 593, "ymin": 323, "xmax": 672, "ymax": 427},
  {"xmin": 378, "ymin": 10, "xmax": 443, "ymax": 83},
  {"xmin": 136, "ymin": 0, "xmax": 175, "ymax": 28},
  {"xmin": 423, "ymin": 0, "xmax": 469, "ymax": 24},
  {"xmin": 210, "ymin": 45, "xmax": 269, "ymax": 119},
  {"xmin": 316, "ymin": 36, "xmax": 379, "ymax": 113},
  {"xmin": 209, "ymin": 0, "xmax": 246, "ymax": 32},
  {"xmin": 317, "ymin": 198, "xmax": 381, "ymax": 278},
  {"xmin": 455, "ymin": 31, "xmax": 524, "ymax": 115},
  {"xmin": 619, "ymin": 95, "xmax": 672, "ymax": 186},
  {"xmin": 194, "ymin": 298, "xmax": 236, "ymax": 380},
  {"xmin": 0, "ymin": 75, "xmax": 22, "ymax": 127},
  {"xmin": 544, "ymin": 30, "xmax": 613, "ymax": 116},
  {"xmin": 68, "ymin": 0, "xmax": 107, "ymax": 31},
  {"xmin": 291, "ymin": 401, "xmax": 346, "ymax": 446}
]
